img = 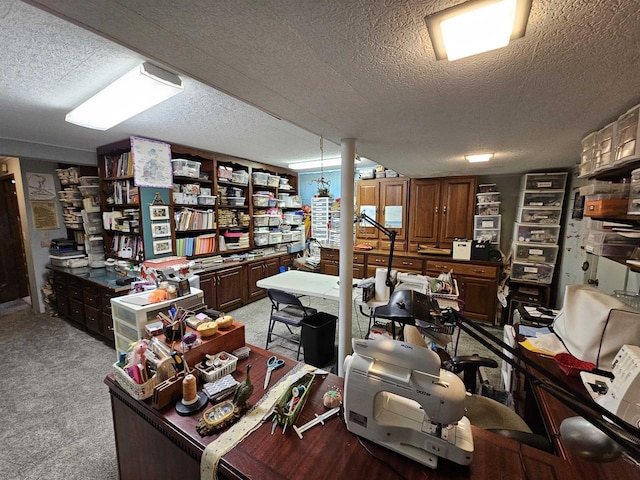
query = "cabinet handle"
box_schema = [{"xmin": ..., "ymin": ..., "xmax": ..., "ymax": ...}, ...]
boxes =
[
  {"xmin": 472, "ymin": 269, "xmax": 485, "ymax": 274},
  {"xmin": 443, "ymin": 205, "xmax": 447, "ymax": 215},
  {"xmin": 402, "ymin": 262, "xmax": 410, "ymax": 266},
  {"xmin": 107, "ymin": 326, "xmax": 114, "ymax": 331},
  {"xmin": 435, "ymin": 206, "xmax": 438, "ymax": 214}
]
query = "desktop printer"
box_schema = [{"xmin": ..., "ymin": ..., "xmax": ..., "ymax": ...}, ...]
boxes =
[{"xmin": 343, "ymin": 336, "xmax": 473, "ymax": 468}]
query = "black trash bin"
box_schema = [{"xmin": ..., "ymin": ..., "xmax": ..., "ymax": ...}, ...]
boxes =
[{"xmin": 301, "ymin": 312, "xmax": 337, "ymax": 367}]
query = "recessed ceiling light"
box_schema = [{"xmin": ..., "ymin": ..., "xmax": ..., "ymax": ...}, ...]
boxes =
[
  {"xmin": 426, "ymin": 0, "xmax": 532, "ymax": 61},
  {"xmin": 288, "ymin": 158, "xmax": 342, "ymax": 170},
  {"xmin": 465, "ymin": 153, "xmax": 494, "ymax": 163},
  {"xmin": 66, "ymin": 62, "xmax": 183, "ymax": 130}
]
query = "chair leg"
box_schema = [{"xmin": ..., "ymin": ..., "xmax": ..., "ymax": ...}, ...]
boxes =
[
  {"xmin": 296, "ymin": 329, "xmax": 302, "ymax": 360},
  {"xmin": 266, "ymin": 318, "xmax": 275, "ymax": 350}
]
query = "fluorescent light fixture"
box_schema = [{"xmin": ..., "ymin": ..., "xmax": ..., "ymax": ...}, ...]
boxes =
[
  {"xmin": 466, "ymin": 153, "xmax": 494, "ymax": 163},
  {"xmin": 65, "ymin": 62, "xmax": 183, "ymax": 130},
  {"xmin": 289, "ymin": 158, "xmax": 342, "ymax": 170},
  {"xmin": 426, "ymin": 0, "xmax": 532, "ymax": 61}
]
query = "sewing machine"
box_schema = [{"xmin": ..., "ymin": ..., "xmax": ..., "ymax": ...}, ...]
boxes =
[{"xmin": 343, "ymin": 336, "xmax": 473, "ymax": 468}]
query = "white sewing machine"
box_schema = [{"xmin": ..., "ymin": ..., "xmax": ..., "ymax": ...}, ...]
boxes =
[
  {"xmin": 343, "ymin": 336, "xmax": 473, "ymax": 468},
  {"xmin": 580, "ymin": 344, "xmax": 640, "ymax": 429}
]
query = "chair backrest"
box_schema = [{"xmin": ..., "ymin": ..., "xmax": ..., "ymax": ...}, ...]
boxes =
[{"xmin": 267, "ymin": 288, "xmax": 308, "ymax": 314}]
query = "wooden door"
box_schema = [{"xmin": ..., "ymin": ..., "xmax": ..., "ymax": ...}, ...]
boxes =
[
  {"xmin": 408, "ymin": 178, "xmax": 441, "ymax": 251},
  {"xmin": 198, "ymin": 272, "xmax": 216, "ymax": 309},
  {"xmin": 379, "ymin": 178, "xmax": 409, "ymax": 251},
  {"xmin": 457, "ymin": 276, "xmax": 497, "ymax": 323},
  {"xmin": 355, "ymin": 179, "xmax": 380, "ymax": 243},
  {"xmin": 246, "ymin": 261, "xmax": 266, "ymax": 301},
  {"xmin": 216, "ymin": 266, "xmax": 245, "ymax": 312},
  {"xmin": 0, "ymin": 174, "xmax": 29, "ymax": 302},
  {"xmin": 438, "ymin": 176, "xmax": 476, "ymax": 245}
]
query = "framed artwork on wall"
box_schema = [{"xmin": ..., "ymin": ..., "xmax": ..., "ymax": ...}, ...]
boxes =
[
  {"xmin": 149, "ymin": 205, "xmax": 169, "ymax": 221},
  {"xmin": 152, "ymin": 239, "xmax": 173, "ymax": 255}
]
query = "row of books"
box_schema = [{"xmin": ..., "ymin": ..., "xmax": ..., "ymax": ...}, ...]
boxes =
[
  {"xmin": 104, "ymin": 153, "xmax": 133, "ymax": 178},
  {"xmin": 175, "ymin": 234, "xmax": 216, "ymax": 257},
  {"xmin": 110, "ymin": 234, "xmax": 143, "ymax": 259},
  {"xmin": 175, "ymin": 208, "xmax": 216, "ymax": 231},
  {"xmin": 110, "ymin": 180, "xmax": 139, "ymax": 205}
]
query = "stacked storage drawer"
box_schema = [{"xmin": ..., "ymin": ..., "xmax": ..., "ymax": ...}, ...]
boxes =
[
  {"xmin": 311, "ymin": 197, "xmax": 330, "ymax": 244},
  {"xmin": 511, "ymin": 172, "xmax": 567, "ymax": 285},
  {"xmin": 474, "ymin": 184, "xmax": 501, "ymax": 244}
]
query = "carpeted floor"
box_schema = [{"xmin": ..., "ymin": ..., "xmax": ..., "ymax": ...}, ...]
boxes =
[{"xmin": 0, "ymin": 295, "xmax": 503, "ymax": 480}]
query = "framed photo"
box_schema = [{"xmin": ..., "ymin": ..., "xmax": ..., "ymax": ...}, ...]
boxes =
[
  {"xmin": 153, "ymin": 239, "xmax": 173, "ymax": 255},
  {"xmin": 152, "ymin": 222, "xmax": 171, "ymax": 238},
  {"xmin": 149, "ymin": 205, "xmax": 169, "ymax": 221}
]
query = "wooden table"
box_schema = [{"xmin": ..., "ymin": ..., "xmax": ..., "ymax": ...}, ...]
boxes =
[{"xmin": 105, "ymin": 344, "xmax": 585, "ymax": 479}]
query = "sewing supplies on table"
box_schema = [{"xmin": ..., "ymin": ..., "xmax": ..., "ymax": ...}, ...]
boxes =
[
  {"xmin": 269, "ymin": 373, "xmax": 315, "ymax": 434},
  {"xmin": 264, "ymin": 355, "xmax": 285, "ymax": 390},
  {"xmin": 293, "ymin": 406, "xmax": 341, "ymax": 439}
]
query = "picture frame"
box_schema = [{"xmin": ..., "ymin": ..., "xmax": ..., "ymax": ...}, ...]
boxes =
[
  {"xmin": 152, "ymin": 222, "xmax": 171, "ymax": 238},
  {"xmin": 153, "ymin": 239, "xmax": 173, "ymax": 255},
  {"xmin": 149, "ymin": 205, "xmax": 169, "ymax": 221}
]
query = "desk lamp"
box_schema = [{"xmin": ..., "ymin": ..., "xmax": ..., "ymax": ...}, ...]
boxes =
[
  {"xmin": 445, "ymin": 309, "xmax": 640, "ymax": 465},
  {"xmin": 355, "ymin": 212, "xmax": 397, "ymax": 294}
]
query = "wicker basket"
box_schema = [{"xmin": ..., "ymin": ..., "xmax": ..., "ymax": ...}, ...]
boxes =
[{"xmin": 113, "ymin": 358, "xmax": 173, "ymax": 400}]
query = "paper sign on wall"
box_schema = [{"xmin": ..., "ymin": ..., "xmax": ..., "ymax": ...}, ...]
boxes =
[
  {"xmin": 384, "ymin": 205, "xmax": 403, "ymax": 229},
  {"xmin": 359, "ymin": 205, "xmax": 376, "ymax": 224}
]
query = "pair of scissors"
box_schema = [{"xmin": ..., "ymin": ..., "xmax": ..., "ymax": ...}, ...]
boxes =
[{"xmin": 264, "ymin": 355, "xmax": 285, "ymax": 390}]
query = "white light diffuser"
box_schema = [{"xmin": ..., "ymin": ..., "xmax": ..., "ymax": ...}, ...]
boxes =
[
  {"xmin": 426, "ymin": 0, "xmax": 532, "ymax": 61},
  {"xmin": 466, "ymin": 153, "xmax": 494, "ymax": 163},
  {"xmin": 65, "ymin": 63, "xmax": 183, "ymax": 130},
  {"xmin": 289, "ymin": 158, "xmax": 342, "ymax": 170}
]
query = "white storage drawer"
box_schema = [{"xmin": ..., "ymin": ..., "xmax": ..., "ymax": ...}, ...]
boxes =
[
  {"xmin": 521, "ymin": 191, "xmax": 564, "ymax": 207},
  {"xmin": 511, "ymin": 261, "xmax": 555, "ymax": 284},
  {"xmin": 518, "ymin": 207, "xmax": 562, "ymax": 224},
  {"xmin": 614, "ymin": 104, "xmax": 640, "ymax": 165},
  {"xmin": 474, "ymin": 228, "xmax": 501, "ymax": 243},
  {"xmin": 474, "ymin": 215, "xmax": 501, "ymax": 230},
  {"xmin": 521, "ymin": 172, "xmax": 567, "ymax": 191},
  {"xmin": 514, "ymin": 224, "xmax": 561, "ymax": 244},
  {"xmin": 513, "ymin": 243, "xmax": 559, "ymax": 263}
]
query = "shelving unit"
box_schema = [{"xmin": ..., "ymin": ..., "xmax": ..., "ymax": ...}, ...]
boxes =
[
  {"xmin": 311, "ymin": 196, "xmax": 331, "ymax": 244},
  {"xmin": 474, "ymin": 184, "xmax": 501, "ymax": 245}
]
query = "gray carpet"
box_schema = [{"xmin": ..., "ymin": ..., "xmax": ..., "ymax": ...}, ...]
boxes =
[{"xmin": 0, "ymin": 295, "xmax": 503, "ymax": 480}]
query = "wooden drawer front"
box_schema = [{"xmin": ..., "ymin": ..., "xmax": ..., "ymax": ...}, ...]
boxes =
[
  {"xmin": 353, "ymin": 252, "xmax": 366, "ymax": 264},
  {"xmin": 102, "ymin": 312, "xmax": 115, "ymax": 341},
  {"xmin": 56, "ymin": 294, "xmax": 70, "ymax": 318},
  {"xmin": 391, "ymin": 256, "xmax": 423, "ymax": 271},
  {"xmin": 52, "ymin": 271, "xmax": 67, "ymax": 288},
  {"xmin": 368, "ymin": 254, "xmax": 390, "ymax": 268},
  {"xmin": 85, "ymin": 305, "xmax": 101, "ymax": 334},
  {"xmin": 68, "ymin": 279, "xmax": 84, "ymax": 300},
  {"xmin": 321, "ymin": 249, "xmax": 340, "ymax": 261},
  {"xmin": 426, "ymin": 261, "xmax": 498, "ymax": 279},
  {"xmin": 84, "ymin": 288, "xmax": 100, "ymax": 310},
  {"xmin": 380, "ymin": 239, "xmax": 407, "ymax": 252},
  {"xmin": 102, "ymin": 292, "xmax": 117, "ymax": 314},
  {"xmin": 69, "ymin": 298, "xmax": 85, "ymax": 325},
  {"xmin": 355, "ymin": 239, "xmax": 379, "ymax": 249}
]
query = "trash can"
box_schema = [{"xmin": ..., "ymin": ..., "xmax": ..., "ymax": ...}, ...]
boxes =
[{"xmin": 301, "ymin": 312, "xmax": 337, "ymax": 367}]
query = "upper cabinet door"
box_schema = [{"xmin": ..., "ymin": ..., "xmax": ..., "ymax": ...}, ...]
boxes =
[
  {"xmin": 439, "ymin": 177, "xmax": 477, "ymax": 244},
  {"xmin": 379, "ymin": 178, "xmax": 409, "ymax": 245},
  {"xmin": 408, "ymin": 178, "xmax": 441, "ymax": 249},
  {"xmin": 355, "ymin": 179, "xmax": 380, "ymax": 239}
]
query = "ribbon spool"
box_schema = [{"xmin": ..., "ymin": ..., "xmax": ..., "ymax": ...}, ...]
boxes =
[{"xmin": 181, "ymin": 374, "xmax": 198, "ymax": 405}]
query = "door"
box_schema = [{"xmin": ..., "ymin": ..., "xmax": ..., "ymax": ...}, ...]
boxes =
[
  {"xmin": 379, "ymin": 178, "xmax": 409, "ymax": 250},
  {"xmin": 408, "ymin": 178, "xmax": 441, "ymax": 250},
  {"xmin": 0, "ymin": 175, "xmax": 29, "ymax": 303},
  {"xmin": 216, "ymin": 266, "xmax": 245, "ymax": 312},
  {"xmin": 355, "ymin": 180, "xmax": 379, "ymax": 242},
  {"xmin": 439, "ymin": 177, "xmax": 476, "ymax": 245}
]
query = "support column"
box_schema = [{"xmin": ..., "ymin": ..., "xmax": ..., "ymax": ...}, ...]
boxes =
[{"xmin": 338, "ymin": 138, "xmax": 356, "ymax": 376}]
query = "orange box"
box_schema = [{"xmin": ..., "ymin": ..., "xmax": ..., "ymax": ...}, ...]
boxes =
[
  {"xmin": 168, "ymin": 322, "xmax": 245, "ymax": 367},
  {"xmin": 584, "ymin": 198, "xmax": 628, "ymax": 217}
]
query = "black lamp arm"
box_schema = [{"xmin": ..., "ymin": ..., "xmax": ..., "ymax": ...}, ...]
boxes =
[{"xmin": 355, "ymin": 212, "xmax": 397, "ymax": 292}]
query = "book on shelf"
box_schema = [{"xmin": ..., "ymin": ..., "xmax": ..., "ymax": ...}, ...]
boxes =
[{"xmin": 104, "ymin": 152, "xmax": 132, "ymax": 178}]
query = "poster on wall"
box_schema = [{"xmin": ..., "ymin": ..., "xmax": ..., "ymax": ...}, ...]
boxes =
[
  {"xmin": 131, "ymin": 136, "xmax": 173, "ymax": 188},
  {"xmin": 31, "ymin": 201, "xmax": 60, "ymax": 229},
  {"xmin": 27, "ymin": 173, "xmax": 56, "ymax": 200}
]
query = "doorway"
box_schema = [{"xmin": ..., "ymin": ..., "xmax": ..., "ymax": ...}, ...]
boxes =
[{"xmin": 0, "ymin": 174, "xmax": 30, "ymax": 303}]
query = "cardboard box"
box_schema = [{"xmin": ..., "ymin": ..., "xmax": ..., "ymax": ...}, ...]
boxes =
[{"xmin": 584, "ymin": 198, "xmax": 628, "ymax": 217}]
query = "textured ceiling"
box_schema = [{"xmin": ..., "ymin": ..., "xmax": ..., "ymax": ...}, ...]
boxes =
[{"xmin": 4, "ymin": 0, "xmax": 640, "ymax": 177}]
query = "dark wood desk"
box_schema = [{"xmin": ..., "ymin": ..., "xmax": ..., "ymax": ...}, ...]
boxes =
[
  {"xmin": 106, "ymin": 344, "xmax": 578, "ymax": 479},
  {"xmin": 516, "ymin": 337, "xmax": 638, "ymax": 479}
]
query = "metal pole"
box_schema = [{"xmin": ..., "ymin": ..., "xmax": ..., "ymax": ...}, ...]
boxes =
[{"xmin": 338, "ymin": 138, "xmax": 356, "ymax": 376}]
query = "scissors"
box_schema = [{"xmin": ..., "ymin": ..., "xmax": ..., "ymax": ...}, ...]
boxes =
[{"xmin": 264, "ymin": 355, "xmax": 285, "ymax": 390}]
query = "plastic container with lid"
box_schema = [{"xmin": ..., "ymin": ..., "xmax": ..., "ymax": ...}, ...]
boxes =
[
  {"xmin": 252, "ymin": 172, "xmax": 269, "ymax": 186},
  {"xmin": 253, "ymin": 194, "xmax": 270, "ymax": 207}
]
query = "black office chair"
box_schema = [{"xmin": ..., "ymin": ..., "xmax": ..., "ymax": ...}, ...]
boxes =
[{"xmin": 266, "ymin": 289, "xmax": 318, "ymax": 360}]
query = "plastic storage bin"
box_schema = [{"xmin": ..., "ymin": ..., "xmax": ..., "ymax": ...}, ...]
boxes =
[
  {"xmin": 521, "ymin": 191, "xmax": 564, "ymax": 207},
  {"xmin": 254, "ymin": 231, "xmax": 269, "ymax": 246},
  {"xmin": 478, "ymin": 184, "xmax": 497, "ymax": 193},
  {"xmin": 511, "ymin": 262, "xmax": 555, "ymax": 284},
  {"xmin": 252, "ymin": 194, "xmax": 270, "ymax": 207},
  {"xmin": 476, "ymin": 192, "xmax": 500, "ymax": 204},
  {"xmin": 252, "ymin": 172, "xmax": 269, "ymax": 186},
  {"xmin": 267, "ymin": 174, "xmax": 280, "ymax": 187},
  {"xmin": 584, "ymin": 194, "xmax": 629, "ymax": 217},
  {"xmin": 284, "ymin": 213, "xmax": 303, "ymax": 225},
  {"xmin": 594, "ymin": 122, "xmax": 617, "ymax": 171},
  {"xmin": 580, "ymin": 132, "xmax": 597, "ymax": 177},
  {"xmin": 228, "ymin": 197, "xmax": 246, "ymax": 206},
  {"xmin": 269, "ymin": 232, "xmax": 283, "ymax": 244},
  {"xmin": 514, "ymin": 224, "xmax": 561, "ymax": 244},
  {"xmin": 474, "ymin": 215, "xmax": 501, "ymax": 230},
  {"xmin": 477, "ymin": 203, "xmax": 500, "ymax": 216},
  {"xmin": 254, "ymin": 214, "xmax": 270, "ymax": 227},
  {"xmin": 197, "ymin": 195, "xmax": 216, "ymax": 205},
  {"xmin": 172, "ymin": 159, "xmax": 200, "ymax": 178},
  {"xmin": 231, "ymin": 170, "xmax": 249, "ymax": 185},
  {"xmin": 218, "ymin": 165, "xmax": 233, "ymax": 181},
  {"xmin": 522, "ymin": 172, "xmax": 567, "ymax": 191},
  {"xmin": 518, "ymin": 207, "xmax": 562, "ymax": 224},
  {"xmin": 628, "ymin": 168, "xmax": 640, "ymax": 215},
  {"xmin": 585, "ymin": 242, "xmax": 638, "ymax": 257},
  {"xmin": 301, "ymin": 312, "xmax": 337, "ymax": 367},
  {"xmin": 474, "ymin": 228, "xmax": 500, "ymax": 243},
  {"xmin": 268, "ymin": 215, "xmax": 281, "ymax": 227},
  {"xmin": 513, "ymin": 243, "xmax": 559, "ymax": 263},
  {"xmin": 615, "ymin": 104, "xmax": 640, "ymax": 164}
]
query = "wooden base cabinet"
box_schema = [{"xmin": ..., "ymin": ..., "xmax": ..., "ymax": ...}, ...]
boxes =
[
  {"xmin": 320, "ymin": 249, "xmax": 367, "ymax": 278},
  {"xmin": 200, "ymin": 265, "xmax": 245, "ymax": 312},
  {"xmin": 247, "ymin": 258, "xmax": 281, "ymax": 301},
  {"xmin": 425, "ymin": 259, "xmax": 500, "ymax": 324}
]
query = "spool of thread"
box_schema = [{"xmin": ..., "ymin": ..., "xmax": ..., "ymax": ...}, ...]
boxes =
[{"xmin": 181, "ymin": 374, "xmax": 198, "ymax": 405}]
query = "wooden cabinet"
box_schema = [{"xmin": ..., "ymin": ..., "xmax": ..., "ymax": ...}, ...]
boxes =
[
  {"xmin": 425, "ymin": 259, "xmax": 500, "ymax": 324},
  {"xmin": 355, "ymin": 178, "xmax": 409, "ymax": 251},
  {"xmin": 246, "ymin": 257, "xmax": 281, "ymax": 301},
  {"xmin": 200, "ymin": 265, "xmax": 246, "ymax": 311},
  {"xmin": 83, "ymin": 285, "xmax": 101, "ymax": 334},
  {"xmin": 67, "ymin": 277, "xmax": 85, "ymax": 326},
  {"xmin": 408, "ymin": 177, "xmax": 476, "ymax": 252},
  {"xmin": 366, "ymin": 253, "xmax": 424, "ymax": 278},
  {"xmin": 320, "ymin": 249, "xmax": 367, "ymax": 278}
]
